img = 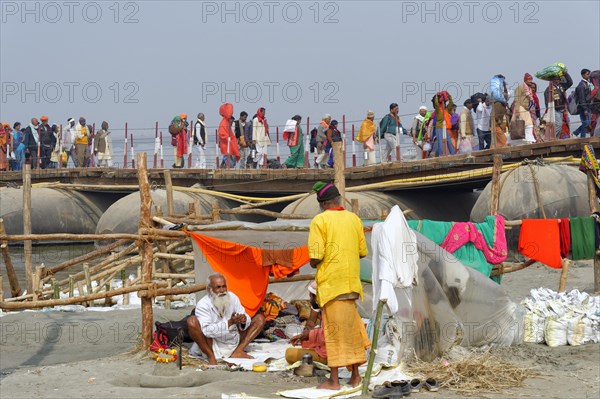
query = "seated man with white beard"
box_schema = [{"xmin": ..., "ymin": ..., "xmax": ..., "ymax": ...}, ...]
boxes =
[{"xmin": 187, "ymin": 273, "xmax": 266, "ymax": 365}]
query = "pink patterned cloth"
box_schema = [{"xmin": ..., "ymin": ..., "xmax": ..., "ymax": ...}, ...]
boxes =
[{"xmin": 440, "ymin": 215, "xmax": 508, "ymax": 265}]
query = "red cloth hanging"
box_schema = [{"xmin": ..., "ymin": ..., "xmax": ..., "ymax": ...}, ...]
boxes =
[
  {"xmin": 559, "ymin": 218, "xmax": 571, "ymax": 258},
  {"xmin": 188, "ymin": 232, "xmax": 309, "ymax": 316},
  {"xmin": 518, "ymin": 219, "xmax": 562, "ymax": 269}
]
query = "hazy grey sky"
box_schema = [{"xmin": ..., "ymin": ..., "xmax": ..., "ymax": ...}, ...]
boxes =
[{"xmin": 1, "ymin": 0, "xmax": 599, "ymax": 162}]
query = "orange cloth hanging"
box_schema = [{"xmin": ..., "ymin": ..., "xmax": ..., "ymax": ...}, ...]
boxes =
[
  {"xmin": 188, "ymin": 232, "xmax": 309, "ymax": 316},
  {"xmin": 518, "ymin": 219, "xmax": 562, "ymax": 269}
]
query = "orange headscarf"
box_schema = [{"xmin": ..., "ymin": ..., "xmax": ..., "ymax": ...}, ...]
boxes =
[{"xmin": 218, "ymin": 103, "xmax": 240, "ymax": 160}]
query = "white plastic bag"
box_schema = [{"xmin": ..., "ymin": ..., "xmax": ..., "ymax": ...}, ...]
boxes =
[
  {"xmin": 545, "ymin": 316, "xmax": 568, "ymax": 347},
  {"xmin": 569, "ymin": 317, "xmax": 596, "ymax": 346},
  {"xmin": 524, "ymin": 312, "xmax": 546, "ymax": 343}
]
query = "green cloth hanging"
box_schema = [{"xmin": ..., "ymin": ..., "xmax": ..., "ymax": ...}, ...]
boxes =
[{"xmin": 570, "ymin": 217, "xmax": 596, "ymax": 260}]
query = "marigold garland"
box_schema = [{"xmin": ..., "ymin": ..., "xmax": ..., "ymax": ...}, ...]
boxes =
[{"xmin": 153, "ymin": 348, "xmax": 178, "ymax": 363}]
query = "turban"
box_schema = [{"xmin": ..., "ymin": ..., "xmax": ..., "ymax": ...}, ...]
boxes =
[
  {"xmin": 367, "ymin": 110, "xmax": 375, "ymax": 118},
  {"xmin": 312, "ymin": 181, "xmax": 340, "ymax": 202},
  {"xmin": 180, "ymin": 113, "xmax": 187, "ymax": 119},
  {"xmin": 419, "ymin": 106, "xmax": 427, "ymax": 111},
  {"xmin": 79, "ymin": 117, "xmax": 86, "ymax": 124},
  {"xmin": 524, "ymin": 73, "xmax": 533, "ymax": 82},
  {"xmin": 40, "ymin": 115, "xmax": 48, "ymax": 121}
]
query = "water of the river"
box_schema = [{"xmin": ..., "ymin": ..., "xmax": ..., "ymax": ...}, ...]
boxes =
[{"xmin": 2, "ymin": 244, "xmax": 95, "ymax": 297}]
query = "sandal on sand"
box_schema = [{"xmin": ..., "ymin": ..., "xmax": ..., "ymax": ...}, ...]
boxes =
[
  {"xmin": 424, "ymin": 378, "xmax": 440, "ymax": 392},
  {"xmin": 409, "ymin": 379, "xmax": 422, "ymax": 393},
  {"xmin": 372, "ymin": 382, "xmax": 403, "ymax": 398}
]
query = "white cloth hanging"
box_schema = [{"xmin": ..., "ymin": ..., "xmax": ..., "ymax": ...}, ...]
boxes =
[{"xmin": 371, "ymin": 205, "xmax": 419, "ymax": 314}]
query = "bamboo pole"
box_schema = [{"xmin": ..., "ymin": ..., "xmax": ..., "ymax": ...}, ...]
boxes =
[
  {"xmin": 220, "ymin": 208, "xmax": 312, "ymax": 220},
  {"xmin": 138, "ymin": 152, "xmax": 155, "ymax": 349},
  {"xmin": 154, "ymin": 253, "xmax": 194, "ymax": 261},
  {"xmin": 490, "ymin": 154, "xmax": 503, "ymax": 215},
  {"xmin": 44, "ymin": 239, "xmax": 129, "ymax": 277},
  {"xmin": 558, "ymin": 258, "xmax": 570, "ymax": 292},
  {"xmin": 490, "ymin": 259, "xmax": 536, "ymax": 277},
  {"xmin": 55, "ymin": 242, "xmax": 138, "ymax": 286},
  {"xmin": 23, "ymin": 164, "xmax": 33, "ymax": 294},
  {"xmin": 154, "ymin": 272, "xmax": 195, "ymax": 279},
  {"xmin": 123, "ymin": 279, "xmax": 130, "ymax": 305},
  {"xmin": 0, "ymin": 282, "xmax": 167, "ymax": 310},
  {"xmin": 0, "ymin": 218, "xmax": 22, "ymax": 297},
  {"xmin": 362, "ymin": 299, "xmax": 387, "ymax": 396},
  {"xmin": 76, "ymin": 281, "xmax": 86, "ymax": 305},
  {"xmin": 0, "ymin": 233, "xmax": 174, "ymax": 242},
  {"xmin": 351, "ymin": 199, "xmax": 359, "ymax": 216},
  {"xmin": 140, "ymin": 273, "xmax": 317, "ymax": 299},
  {"xmin": 33, "ymin": 265, "xmax": 44, "ymax": 301},
  {"xmin": 154, "ymin": 205, "xmax": 173, "ymax": 273},
  {"xmin": 4, "ymin": 289, "xmax": 53, "ymax": 303},
  {"xmin": 83, "ymin": 264, "xmax": 93, "ymax": 306},
  {"xmin": 164, "ymin": 169, "xmax": 174, "ymax": 217},
  {"xmin": 165, "ymin": 278, "xmax": 172, "ymax": 309},
  {"xmin": 585, "ymin": 166, "xmax": 600, "ymax": 292},
  {"xmin": 52, "ymin": 279, "xmax": 59, "ymax": 299},
  {"xmin": 193, "ymin": 201, "xmax": 201, "ymax": 218},
  {"xmin": 68, "ymin": 276, "xmax": 74, "ymax": 297},
  {"xmin": 0, "ymin": 276, "xmax": 3, "ymax": 301},
  {"xmin": 211, "ymin": 200, "xmax": 221, "ymax": 221},
  {"xmin": 332, "ymin": 141, "xmax": 345, "ymax": 205}
]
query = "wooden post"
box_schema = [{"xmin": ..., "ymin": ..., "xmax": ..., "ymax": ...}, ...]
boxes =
[
  {"xmin": 154, "ymin": 205, "xmax": 172, "ymax": 273},
  {"xmin": 33, "ymin": 265, "xmax": 44, "ymax": 301},
  {"xmin": 211, "ymin": 200, "xmax": 221, "ymax": 221},
  {"xmin": 52, "ymin": 278, "xmax": 59, "ymax": 299},
  {"xmin": 83, "ymin": 263, "xmax": 93, "ymax": 299},
  {"xmin": 332, "ymin": 141, "xmax": 345, "ymax": 206},
  {"xmin": 490, "ymin": 93, "xmax": 497, "ymax": 149},
  {"xmin": 68, "ymin": 275, "xmax": 74, "ymax": 298},
  {"xmin": 76, "ymin": 280, "xmax": 86, "ymax": 304},
  {"xmin": 585, "ymin": 162, "xmax": 600, "ymax": 292},
  {"xmin": 123, "ymin": 278, "xmax": 130, "ymax": 305},
  {"xmin": 23, "ymin": 164, "xmax": 33, "ymax": 294},
  {"xmin": 351, "ymin": 198, "xmax": 360, "ymax": 217},
  {"xmin": 559, "ymin": 258, "xmax": 570, "ymax": 292},
  {"xmin": 137, "ymin": 152, "xmax": 155, "ymax": 349},
  {"xmin": 193, "ymin": 201, "xmax": 201, "ymax": 218},
  {"xmin": 0, "ymin": 218, "xmax": 22, "ymax": 297},
  {"xmin": 0, "ymin": 276, "xmax": 4, "ymax": 301},
  {"xmin": 490, "ymin": 154, "xmax": 503, "ymax": 215},
  {"xmin": 164, "ymin": 169, "xmax": 174, "ymax": 217},
  {"xmin": 165, "ymin": 278, "xmax": 172, "ymax": 309}
]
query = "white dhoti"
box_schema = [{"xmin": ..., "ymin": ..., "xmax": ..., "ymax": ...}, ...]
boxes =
[{"xmin": 194, "ymin": 144, "xmax": 206, "ymax": 168}]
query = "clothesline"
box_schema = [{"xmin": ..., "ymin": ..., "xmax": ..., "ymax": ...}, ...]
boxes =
[{"xmin": 504, "ymin": 219, "xmax": 563, "ymax": 227}]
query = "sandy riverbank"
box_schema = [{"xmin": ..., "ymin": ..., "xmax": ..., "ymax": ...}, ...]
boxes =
[{"xmin": 1, "ymin": 261, "xmax": 598, "ymax": 399}]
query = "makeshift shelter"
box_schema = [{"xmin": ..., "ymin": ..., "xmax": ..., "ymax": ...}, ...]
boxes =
[
  {"xmin": 0, "ymin": 187, "xmax": 106, "ymax": 236},
  {"xmin": 189, "ymin": 215, "xmax": 522, "ymax": 363},
  {"xmin": 280, "ymin": 191, "xmax": 480, "ymax": 222},
  {"xmin": 95, "ymin": 189, "xmax": 237, "ymax": 245}
]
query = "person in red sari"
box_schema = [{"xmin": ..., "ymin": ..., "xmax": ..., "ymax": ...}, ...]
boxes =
[{"xmin": 218, "ymin": 103, "xmax": 240, "ymax": 168}]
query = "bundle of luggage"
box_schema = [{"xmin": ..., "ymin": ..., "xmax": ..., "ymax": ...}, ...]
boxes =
[{"xmin": 535, "ymin": 62, "xmax": 568, "ymax": 81}]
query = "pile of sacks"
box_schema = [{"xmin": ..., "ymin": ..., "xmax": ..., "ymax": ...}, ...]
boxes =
[{"xmin": 522, "ymin": 288, "xmax": 599, "ymax": 347}]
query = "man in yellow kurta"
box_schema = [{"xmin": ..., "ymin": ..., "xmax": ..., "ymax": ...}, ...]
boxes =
[{"xmin": 308, "ymin": 181, "xmax": 370, "ymax": 390}]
